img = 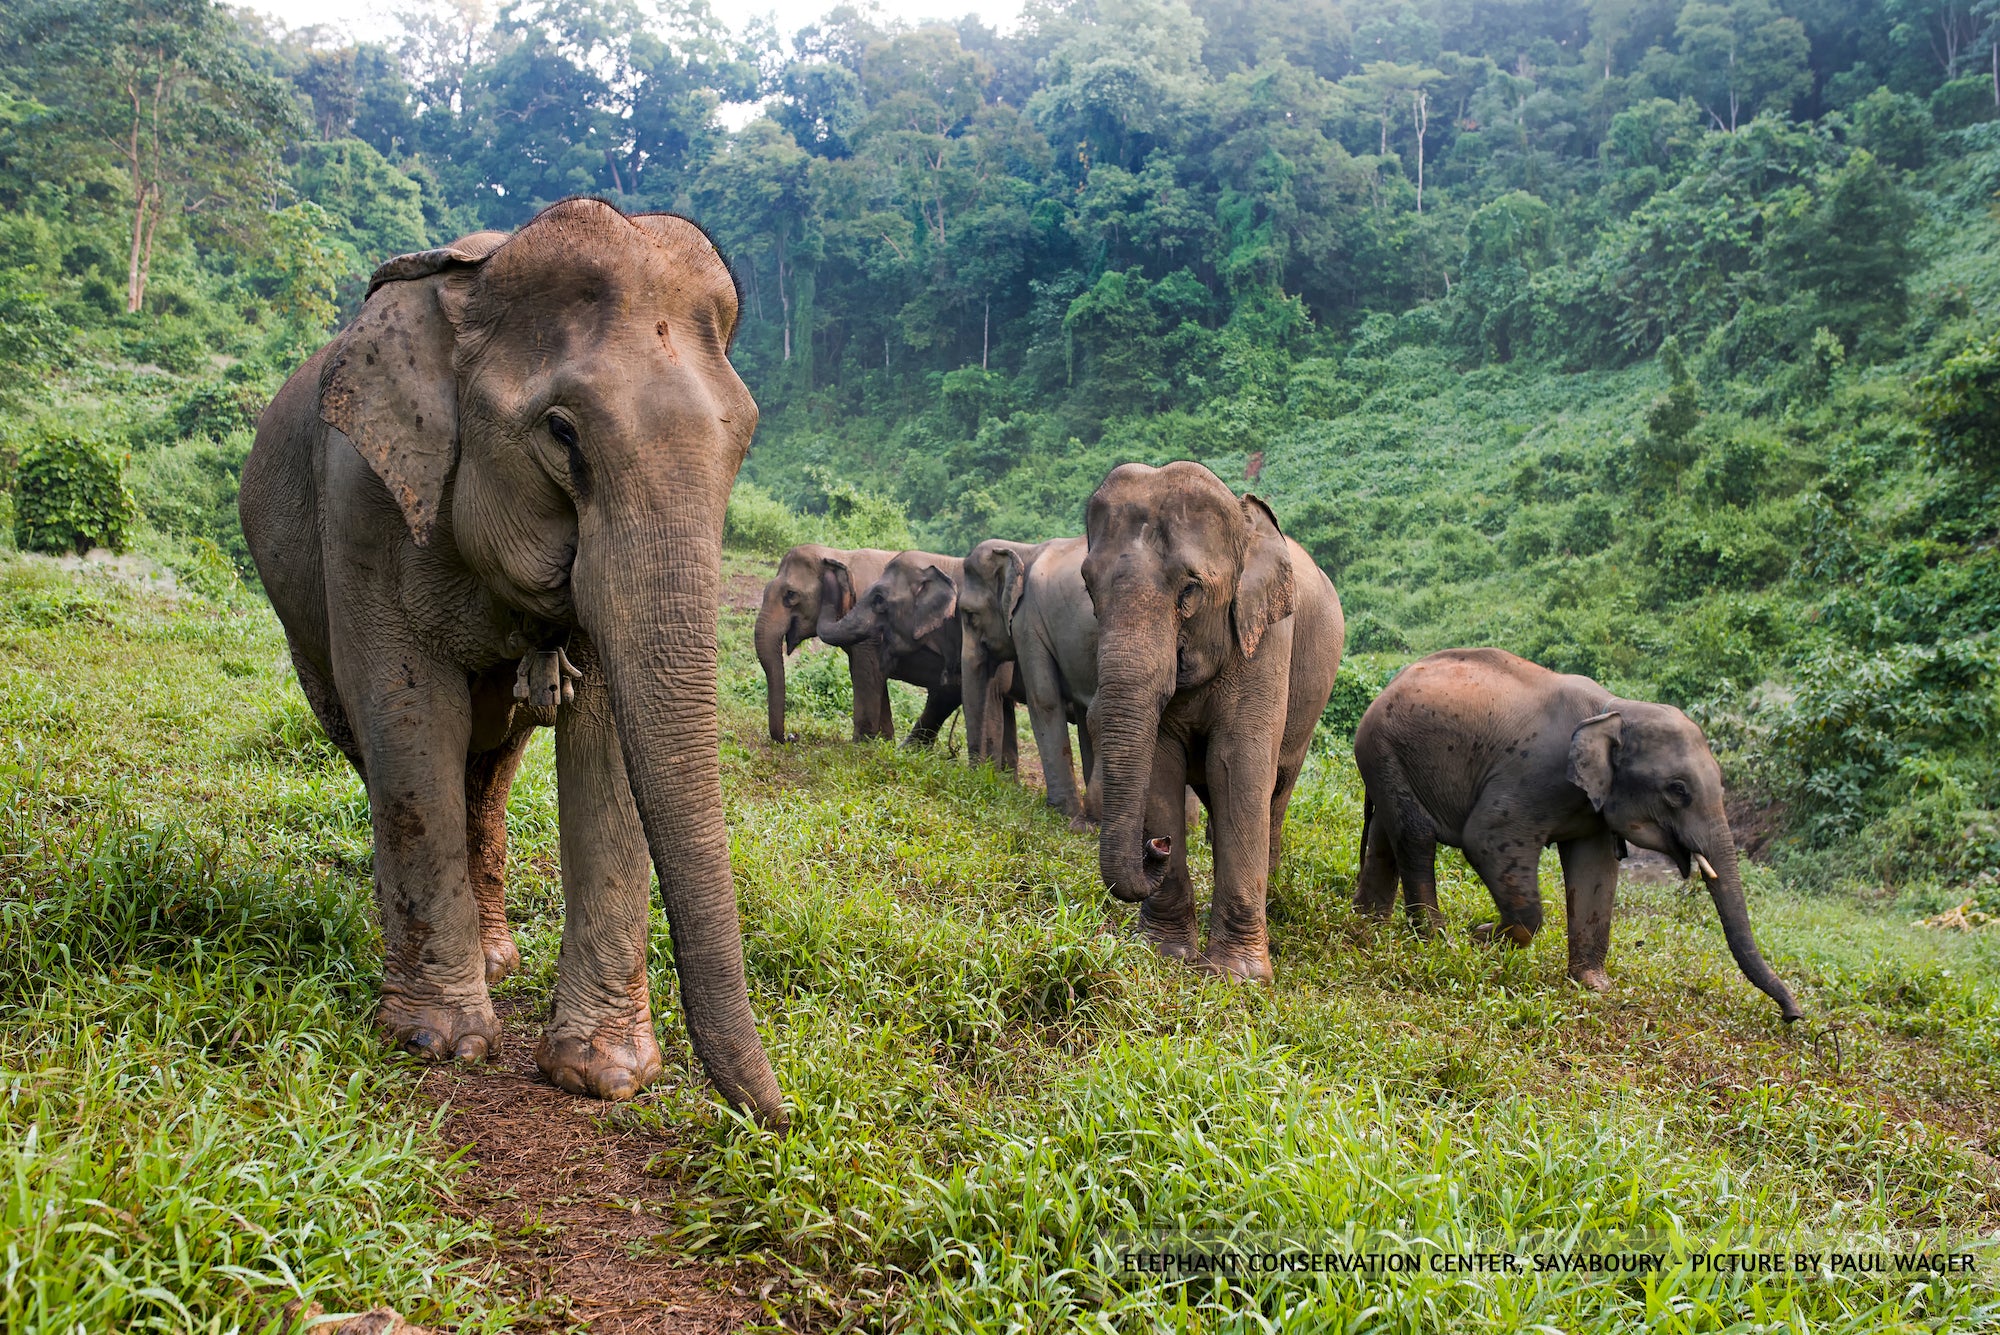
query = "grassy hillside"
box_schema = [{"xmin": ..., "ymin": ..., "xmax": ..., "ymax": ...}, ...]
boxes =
[{"xmin": 5, "ymin": 549, "xmax": 1995, "ymax": 1330}]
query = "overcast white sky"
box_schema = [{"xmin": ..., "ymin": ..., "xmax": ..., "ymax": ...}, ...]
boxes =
[{"xmin": 243, "ymin": 0, "xmax": 1024, "ymax": 47}]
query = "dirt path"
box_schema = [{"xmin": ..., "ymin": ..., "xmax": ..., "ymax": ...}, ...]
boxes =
[{"xmin": 420, "ymin": 1007, "xmax": 771, "ymax": 1334}]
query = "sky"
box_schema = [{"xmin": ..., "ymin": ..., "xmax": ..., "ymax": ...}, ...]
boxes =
[{"xmin": 242, "ymin": 0, "xmax": 1025, "ymax": 47}]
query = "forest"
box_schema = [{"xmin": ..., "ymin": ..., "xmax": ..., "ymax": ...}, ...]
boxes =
[
  {"xmin": 4, "ymin": 0, "xmax": 1998, "ymax": 892},
  {"xmin": 2, "ymin": 0, "xmax": 1999, "ymax": 1327}
]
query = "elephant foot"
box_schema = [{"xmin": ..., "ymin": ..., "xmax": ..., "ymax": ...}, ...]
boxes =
[
  {"xmin": 1470, "ymin": 921, "xmax": 1536, "ymax": 948},
  {"xmin": 1196, "ymin": 948, "xmax": 1274, "ymax": 984},
  {"xmin": 535, "ymin": 1013, "xmax": 663, "ymax": 1102},
  {"xmin": 1569, "ymin": 966, "xmax": 1613, "ymax": 993},
  {"xmin": 1066, "ymin": 810, "xmax": 1098, "ymax": 834},
  {"xmin": 481, "ymin": 931, "xmax": 522, "ymax": 985},
  {"xmin": 1136, "ymin": 902, "xmax": 1199, "ymax": 962},
  {"xmin": 379, "ymin": 991, "xmax": 499, "ymax": 1063}
]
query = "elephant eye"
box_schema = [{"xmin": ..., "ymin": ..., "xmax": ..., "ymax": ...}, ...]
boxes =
[
  {"xmin": 1665, "ymin": 779, "xmax": 1692, "ymax": 807},
  {"xmin": 1178, "ymin": 581, "xmax": 1201, "ymax": 613},
  {"xmin": 546, "ymin": 413, "xmax": 579, "ymax": 449}
]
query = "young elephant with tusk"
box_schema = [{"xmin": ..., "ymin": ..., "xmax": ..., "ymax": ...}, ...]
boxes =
[{"xmin": 1352, "ymin": 647, "xmax": 1804, "ymax": 1022}]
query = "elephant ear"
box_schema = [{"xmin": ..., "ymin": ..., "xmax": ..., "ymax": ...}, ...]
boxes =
[
  {"xmin": 1232, "ymin": 495, "xmax": 1296, "ymax": 660},
  {"xmin": 817, "ymin": 557, "xmax": 855, "ymax": 631},
  {"xmin": 912, "ymin": 564, "xmax": 960, "ymax": 641},
  {"xmin": 1567, "ymin": 711, "xmax": 1624, "ymax": 812},
  {"xmin": 319, "ymin": 234, "xmax": 504, "ymax": 546},
  {"xmin": 1002, "ymin": 549, "xmax": 1030, "ymax": 625}
]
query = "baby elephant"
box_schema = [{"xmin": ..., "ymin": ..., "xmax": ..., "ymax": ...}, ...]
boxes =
[{"xmin": 1353, "ymin": 648, "xmax": 1803, "ymax": 1022}]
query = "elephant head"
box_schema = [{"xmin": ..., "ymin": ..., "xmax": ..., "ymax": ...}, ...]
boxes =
[
  {"xmin": 319, "ymin": 199, "xmax": 784, "ymax": 1123},
  {"xmin": 1081, "ymin": 462, "xmax": 1294, "ymax": 904},
  {"xmin": 1568, "ymin": 704, "xmax": 1804, "ymax": 1022},
  {"xmin": 754, "ymin": 543, "xmax": 841, "ymax": 743},
  {"xmin": 820, "ymin": 552, "xmax": 961, "ymax": 673}
]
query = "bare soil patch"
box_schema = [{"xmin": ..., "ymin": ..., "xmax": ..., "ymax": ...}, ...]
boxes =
[{"xmin": 420, "ymin": 1006, "xmax": 770, "ymax": 1334}]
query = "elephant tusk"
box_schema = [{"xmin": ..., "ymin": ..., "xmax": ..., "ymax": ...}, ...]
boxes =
[{"xmin": 1694, "ymin": 853, "xmax": 1718, "ymax": 881}]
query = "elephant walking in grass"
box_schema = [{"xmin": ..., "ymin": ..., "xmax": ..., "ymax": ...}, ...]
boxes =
[
  {"xmin": 1084, "ymin": 462, "xmax": 1345, "ymax": 981},
  {"xmin": 960, "ymin": 536, "xmax": 1101, "ymax": 827},
  {"xmin": 238, "ymin": 200, "xmax": 786, "ymax": 1124},
  {"xmin": 818, "ymin": 550, "xmax": 1016, "ymax": 758},
  {"xmin": 753, "ymin": 544, "xmax": 898, "ymax": 743},
  {"xmin": 1353, "ymin": 647, "xmax": 1803, "ymax": 1022}
]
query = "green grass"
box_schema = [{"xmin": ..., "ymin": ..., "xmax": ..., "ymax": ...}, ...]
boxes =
[{"xmin": 2, "ymin": 548, "xmax": 1997, "ymax": 1331}]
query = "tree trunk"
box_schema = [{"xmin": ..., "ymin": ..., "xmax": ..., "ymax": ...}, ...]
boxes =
[
  {"xmin": 982, "ymin": 296, "xmax": 990, "ymax": 371},
  {"xmin": 1413, "ymin": 90, "xmax": 1428, "ymax": 214}
]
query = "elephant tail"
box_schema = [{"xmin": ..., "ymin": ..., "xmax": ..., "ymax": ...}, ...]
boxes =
[{"xmin": 1357, "ymin": 793, "xmax": 1375, "ymax": 890}]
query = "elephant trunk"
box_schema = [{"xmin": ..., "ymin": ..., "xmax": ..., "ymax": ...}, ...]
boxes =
[
  {"xmin": 818, "ymin": 600, "xmax": 870, "ymax": 649},
  {"xmin": 1699, "ymin": 831, "xmax": 1804, "ymax": 1023},
  {"xmin": 962, "ymin": 634, "xmax": 992, "ymax": 764},
  {"xmin": 1092, "ymin": 618, "xmax": 1176, "ymax": 903},
  {"xmin": 577, "ymin": 506, "xmax": 787, "ymax": 1129},
  {"xmin": 753, "ymin": 591, "xmax": 789, "ymax": 744}
]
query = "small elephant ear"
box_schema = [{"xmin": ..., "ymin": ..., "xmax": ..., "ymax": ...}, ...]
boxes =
[
  {"xmin": 1232, "ymin": 494, "xmax": 1296, "ymax": 660},
  {"xmin": 319, "ymin": 234, "xmax": 504, "ymax": 545},
  {"xmin": 818, "ymin": 557, "xmax": 854, "ymax": 619},
  {"xmin": 912, "ymin": 564, "xmax": 960, "ymax": 641},
  {"xmin": 1567, "ymin": 711, "xmax": 1623, "ymax": 812},
  {"xmin": 1002, "ymin": 549, "xmax": 1030, "ymax": 625}
]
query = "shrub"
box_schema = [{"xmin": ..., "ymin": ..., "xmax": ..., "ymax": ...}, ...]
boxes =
[
  {"xmin": 724, "ymin": 480, "xmax": 807, "ymax": 556},
  {"xmin": 1320, "ymin": 656, "xmax": 1395, "ymax": 740},
  {"xmin": 14, "ymin": 434, "xmax": 136, "ymax": 555},
  {"xmin": 171, "ymin": 379, "xmax": 266, "ymax": 442}
]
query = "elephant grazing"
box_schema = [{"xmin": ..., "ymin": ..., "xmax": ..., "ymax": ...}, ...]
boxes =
[
  {"xmin": 1352, "ymin": 647, "xmax": 1803, "ymax": 1022},
  {"xmin": 818, "ymin": 550, "xmax": 1016, "ymax": 757},
  {"xmin": 238, "ymin": 199, "xmax": 786, "ymax": 1125},
  {"xmin": 959, "ymin": 536, "xmax": 1100, "ymax": 826},
  {"xmin": 1084, "ymin": 462, "xmax": 1345, "ymax": 982},
  {"xmin": 753, "ymin": 544, "xmax": 899, "ymax": 743}
]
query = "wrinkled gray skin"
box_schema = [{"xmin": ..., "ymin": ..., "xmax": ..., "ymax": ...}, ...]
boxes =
[
  {"xmin": 819, "ymin": 551, "xmax": 1013, "ymax": 752},
  {"xmin": 960, "ymin": 536, "xmax": 1101, "ymax": 826},
  {"xmin": 1084, "ymin": 462, "xmax": 1345, "ymax": 982},
  {"xmin": 238, "ymin": 200, "xmax": 787, "ymax": 1125},
  {"xmin": 1353, "ymin": 647, "xmax": 1803, "ymax": 1022},
  {"xmin": 753, "ymin": 543, "xmax": 896, "ymax": 743}
]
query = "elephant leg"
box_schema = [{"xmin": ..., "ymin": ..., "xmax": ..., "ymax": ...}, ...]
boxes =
[
  {"xmin": 1354, "ymin": 795, "xmax": 1402, "ymax": 920},
  {"xmin": 334, "ymin": 641, "xmax": 495, "ymax": 1062},
  {"xmin": 905, "ymin": 682, "xmax": 962, "ymax": 747},
  {"xmin": 848, "ymin": 642, "xmax": 895, "ymax": 742},
  {"xmin": 1558, "ymin": 831, "xmax": 1618, "ymax": 993},
  {"xmin": 465, "ymin": 727, "xmax": 533, "ymax": 985},
  {"xmin": 999, "ymin": 696, "xmax": 1019, "ymax": 772},
  {"xmin": 536, "ymin": 634, "xmax": 663, "ymax": 1101},
  {"xmin": 1021, "ymin": 644, "xmax": 1083, "ymax": 820},
  {"xmin": 1135, "ymin": 735, "xmax": 1199, "ymax": 962},
  {"xmin": 1463, "ymin": 810, "xmax": 1545, "ymax": 947},
  {"xmin": 1199, "ymin": 731, "xmax": 1279, "ymax": 983},
  {"xmin": 292, "ymin": 650, "xmax": 366, "ymax": 778},
  {"xmin": 1266, "ymin": 761, "xmax": 1302, "ymax": 880}
]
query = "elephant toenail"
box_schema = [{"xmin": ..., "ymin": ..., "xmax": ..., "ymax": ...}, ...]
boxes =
[
  {"xmin": 453, "ymin": 1034, "xmax": 490, "ymax": 1061},
  {"xmin": 405, "ymin": 1027, "xmax": 444, "ymax": 1058}
]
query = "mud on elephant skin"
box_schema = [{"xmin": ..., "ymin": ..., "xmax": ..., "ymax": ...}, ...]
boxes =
[
  {"xmin": 238, "ymin": 199, "xmax": 787, "ymax": 1124},
  {"xmin": 753, "ymin": 543, "xmax": 898, "ymax": 743},
  {"xmin": 818, "ymin": 549, "xmax": 1017, "ymax": 756},
  {"xmin": 1352, "ymin": 647, "xmax": 1803, "ymax": 1023},
  {"xmin": 1083, "ymin": 461, "xmax": 1346, "ymax": 982},
  {"xmin": 960, "ymin": 536, "xmax": 1100, "ymax": 825}
]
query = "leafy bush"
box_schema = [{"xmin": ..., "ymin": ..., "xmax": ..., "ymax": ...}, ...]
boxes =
[
  {"xmin": 171, "ymin": 379, "xmax": 267, "ymax": 442},
  {"xmin": 14, "ymin": 434, "xmax": 136, "ymax": 555},
  {"xmin": 724, "ymin": 480, "xmax": 809, "ymax": 556},
  {"xmin": 125, "ymin": 316, "xmax": 211, "ymax": 374},
  {"xmin": 1320, "ymin": 656, "xmax": 1395, "ymax": 740},
  {"xmin": 1916, "ymin": 329, "xmax": 2000, "ymax": 481}
]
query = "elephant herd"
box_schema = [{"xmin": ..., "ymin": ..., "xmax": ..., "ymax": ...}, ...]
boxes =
[{"xmin": 239, "ymin": 201, "xmax": 1799, "ymax": 1132}]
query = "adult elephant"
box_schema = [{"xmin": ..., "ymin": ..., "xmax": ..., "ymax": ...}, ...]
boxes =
[
  {"xmin": 1352, "ymin": 647, "xmax": 1804, "ymax": 1022},
  {"xmin": 1085, "ymin": 462, "xmax": 1345, "ymax": 982},
  {"xmin": 238, "ymin": 200, "xmax": 786, "ymax": 1124},
  {"xmin": 818, "ymin": 550, "xmax": 1015, "ymax": 756},
  {"xmin": 753, "ymin": 544, "xmax": 897, "ymax": 743},
  {"xmin": 960, "ymin": 536, "xmax": 1100, "ymax": 826}
]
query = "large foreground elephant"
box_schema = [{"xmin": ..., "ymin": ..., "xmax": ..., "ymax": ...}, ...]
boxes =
[
  {"xmin": 1353, "ymin": 647, "xmax": 1804, "ymax": 1022},
  {"xmin": 1085, "ymin": 462, "xmax": 1345, "ymax": 981},
  {"xmin": 753, "ymin": 543, "xmax": 897, "ymax": 743},
  {"xmin": 238, "ymin": 199, "xmax": 786, "ymax": 1124},
  {"xmin": 960, "ymin": 536, "xmax": 1099, "ymax": 825}
]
